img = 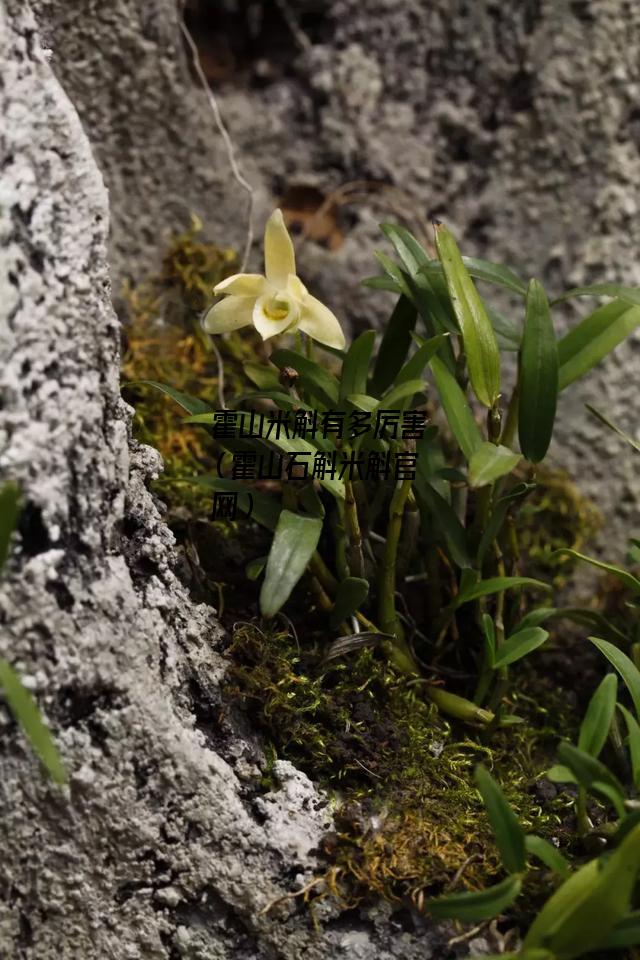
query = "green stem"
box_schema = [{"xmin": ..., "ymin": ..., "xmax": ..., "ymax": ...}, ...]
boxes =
[
  {"xmin": 344, "ymin": 476, "xmax": 365, "ymax": 577},
  {"xmin": 379, "ymin": 475, "xmax": 413, "ymax": 641}
]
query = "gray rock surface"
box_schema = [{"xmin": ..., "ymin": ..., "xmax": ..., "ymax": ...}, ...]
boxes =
[
  {"xmin": 32, "ymin": 0, "xmax": 639, "ymax": 549},
  {"xmin": 0, "ymin": 3, "xmax": 456, "ymax": 957}
]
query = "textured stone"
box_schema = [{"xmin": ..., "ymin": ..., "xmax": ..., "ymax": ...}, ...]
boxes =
[
  {"xmin": 32, "ymin": 0, "xmax": 639, "ymax": 549},
  {"xmin": 0, "ymin": 3, "xmax": 454, "ymax": 957}
]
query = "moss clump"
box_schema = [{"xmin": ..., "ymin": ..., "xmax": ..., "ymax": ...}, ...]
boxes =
[
  {"xmin": 226, "ymin": 623, "xmax": 574, "ymax": 912},
  {"xmin": 517, "ymin": 465, "xmax": 602, "ymax": 587},
  {"xmin": 121, "ymin": 215, "xmax": 267, "ymax": 520}
]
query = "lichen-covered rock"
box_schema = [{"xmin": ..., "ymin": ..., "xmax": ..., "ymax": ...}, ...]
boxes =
[
  {"xmin": 0, "ymin": 4, "xmax": 455, "ymax": 957},
  {"xmin": 33, "ymin": 0, "xmax": 639, "ymax": 549}
]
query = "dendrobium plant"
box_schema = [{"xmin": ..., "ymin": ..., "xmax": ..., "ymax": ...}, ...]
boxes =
[{"xmin": 203, "ymin": 209, "xmax": 346, "ymax": 349}]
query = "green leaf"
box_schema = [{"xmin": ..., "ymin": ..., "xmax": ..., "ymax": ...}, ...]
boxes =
[
  {"xmin": 482, "ymin": 614, "xmax": 496, "ymax": 665},
  {"xmin": 379, "ymin": 378, "xmax": 427, "ymax": 409},
  {"xmin": 340, "ymin": 330, "xmax": 376, "ymax": 402},
  {"xmin": 525, "ymin": 835, "xmax": 571, "ymax": 880},
  {"xmin": 557, "ymin": 300, "xmax": 640, "ymax": 391},
  {"xmin": 414, "ymin": 478, "xmax": 472, "ymax": 569},
  {"xmin": 422, "ymin": 256, "xmax": 528, "ymax": 297},
  {"xmin": 586, "ymin": 404, "xmax": 640, "ymax": 453},
  {"xmin": 374, "ymin": 251, "xmax": 414, "ymax": 300},
  {"xmin": 346, "ymin": 393, "xmax": 379, "ymax": 412},
  {"xmin": 602, "ymin": 911, "xmax": 640, "ymax": 950},
  {"xmin": 434, "ymin": 222, "xmax": 501, "ymax": 407},
  {"xmin": 329, "ymin": 577, "xmax": 370, "ymax": 629},
  {"xmin": 477, "ymin": 482, "xmax": 535, "ymax": 566},
  {"xmin": 617, "ymin": 704, "xmax": 640, "ymax": 789},
  {"xmin": 380, "ymin": 223, "xmax": 431, "ymax": 276},
  {"xmin": 370, "ymin": 294, "xmax": 417, "ymax": 395},
  {"xmin": 0, "ymin": 481, "xmax": 21, "ymax": 572},
  {"xmin": 518, "ymin": 279, "xmax": 558, "ymax": 463},
  {"xmin": 551, "ymin": 283, "xmax": 640, "ymax": 307},
  {"xmin": 246, "ymin": 556, "xmax": 267, "ymax": 580},
  {"xmin": 492, "ymin": 627, "xmax": 549, "ymax": 669},
  {"xmin": 553, "ymin": 549, "xmax": 640, "ymax": 595},
  {"xmin": 430, "ymin": 355, "xmax": 483, "ymax": 461},
  {"xmin": 270, "ymin": 349, "xmax": 340, "ymax": 408},
  {"xmin": 361, "ymin": 274, "xmax": 401, "ymax": 293},
  {"xmin": 456, "ymin": 576, "xmax": 550, "ymax": 607},
  {"xmin": 547, "ymin": 764, "xmax": 578, "ymax": 785},
  {"xmin": 427, "ymin": 874, "xmax": 522, "ymax": 921},
  {"xmin": 0, "ymin": 659, "xmax": 66, "ymax": 784},
  {"xmin": 556, "ymin": 742, "xmax": 625, "ymax": 809},
  {"xmin": 181, "ymin": 476, "xmax": 282, "ymax": 530},
  {"xmin": 590, "ymin": 637, "xmax": 640, "ymax": 717},
  {"xmin": 260, "ymin": 510, "xmax": 322, "ymax": 617},
  {"xmin": 396, "ymin": 333, "xmax": 450, "ymax": 385},
  {"xmin": 131, "ymin": 380, "xmax": 214, "ymax": 415},
  {"xmin": 523, "ymin": 822, "xmax": 640, "ymax": 959},
  {"xmin": 469, "ymin": 442, "xmax": 521, "ymax": 488},
  {"xmin": 475, "ymin": 765, "xmax": 526, "ymax": 874},
  {"xmin": 243, "ymin": 362, "xmax": 281, "ymax": 390},
  {"xmin": 578, "ymin": 673, "xmax": 618, "ymax": 758},
  {"xmin": 489, "ymin": 309, "xmax": 522, "ymax": 352},
  {"xmin": 266, "ymin": 435, "xmax": 345, "ymax": 501}
]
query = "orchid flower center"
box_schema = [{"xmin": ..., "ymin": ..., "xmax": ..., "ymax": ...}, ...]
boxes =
[{"xmin": 264, "ymin": 297, "xmax": 291, "ymax": 322}]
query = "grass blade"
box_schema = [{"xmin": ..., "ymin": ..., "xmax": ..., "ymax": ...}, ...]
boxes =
[
  {"xmin": 578, "ymin": 673, "xmax": 618, "ymax": 758},
  {"xmin": 590, "ymin": 637, "xmax": 640, "ymax": 717},
  {"xmin": 430, "ymin": 355, "xmax": 483, "ymax": 461},
  {"xmin": 557, "ymin": 300, "xmax": 640, "ymax": 391},
  {"xmin": 427, "ymin": 874, "xmax": 522, "ymax": 921}
]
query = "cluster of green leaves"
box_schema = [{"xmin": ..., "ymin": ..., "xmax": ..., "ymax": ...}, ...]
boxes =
[
  {"xmin": 153, "ymin": 220, "xmax": 640, "ymax": 729},
  {"xmin": 427, "ymin": 426, "xmax": 640, "ymax": 956},
  {"xmin": 0, "ymin": 482, "xmax": 65, "ymax": 785}
]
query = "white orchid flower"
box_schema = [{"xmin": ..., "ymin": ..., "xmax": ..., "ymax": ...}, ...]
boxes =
[{"xmin": 203, "ymin": 209, "xmax": 345, "ymax": 349}]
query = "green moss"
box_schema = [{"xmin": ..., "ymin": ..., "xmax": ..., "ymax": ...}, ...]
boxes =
[{"xmin": 226, "ymin": 623, "xmax": 574, "ymax": 911}]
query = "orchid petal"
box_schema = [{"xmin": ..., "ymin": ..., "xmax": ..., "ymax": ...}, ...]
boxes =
[
  {"xmin": 264, "ymin": 209, "xmax": 296, "ymax": 287},
  {"xmin": 203, "ymin": 295, "xmax": 255, "ymax": 334},
  {"xmin": 214, "ymin": 273, "xmax": 267, "ymax": 297},
  {"xmin": 299, "ymin": 294, "xmax": 346, "ymax": 349},
  {"xmin": 253, "ymin": 294, "xmax": 299, "ymax": 340},
  {"xmin": 286, "ymin": 273, "xmax": 308, "ymax": 303}
]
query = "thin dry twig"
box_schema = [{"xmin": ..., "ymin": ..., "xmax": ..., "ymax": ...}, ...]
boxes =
[{"xmin": 178, "ymin": 4, "xmax": 255, "ymax": 271}]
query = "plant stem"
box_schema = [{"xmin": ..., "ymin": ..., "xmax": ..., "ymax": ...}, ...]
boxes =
[
  {"xmin": 379, "ymin": 475, "xmax": 413, "ymax": 641},
  {"xmin": 344, "ymin": 476, "xmax": 365, "ymax": 577},
  {"xmin": 501, "ymin": 386, "xmax": 519, "ymax": 448}
]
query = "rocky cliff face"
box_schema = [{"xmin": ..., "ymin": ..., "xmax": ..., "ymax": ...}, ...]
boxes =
[
  {"xmin": 0, "ymin": 3, "xmax": 459, "ymax": 957},
  {"xmin": 32, "ymin": 0, "xmax": 640, "ymax": 548}
]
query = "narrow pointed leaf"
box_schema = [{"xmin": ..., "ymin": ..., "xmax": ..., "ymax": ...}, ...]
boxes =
[
  {"xmin": 551, "ymin": 283, "xmax": 640, "ymax": 307},
  {"xmin": 617, "ymin": 704, "xmax": 640, "ymax": 789},
  {"xmin": 557, "ymin": 300, "xmax": 640, "ymax": 391},
  {"xmin": 590, "ymin": 637, "xmax": 640, "ymax": 717},
  {"xmin": 340, "ymin": 330, "xmax": 376, "ymax": 402},
  {"xmin": 578, "ymin": 673, "xmax": 618, "ymax": 758},
  {"xmin": 586, "ymin": 404, "xmax": 640, "ymax": 453},
  {"xmin": 556, "ymin": 742, "xmax": 625, "ymax": 805},
  {"xmin": 434, "ymin": 222, "xmax": 501, "ymax": 407},
  {"xmin": 329, "ymin": 577, "xmax": 370, "ymax": 629},
  {"xmin": 523, "ymin": 822, "xmax": 640, "ymax": 959},
  {"xmin": 430, "ymin": 355, "xmax": 482, "ymax": 461},
  {"xmin": 243, "ymin": 362, "xmax": 281, "ymax": 390},
  {"xmin": 525, "ymin": 835, "xmax": 570, "ymax": 880},
  {"xmin": 469, "ymin": 442, "xmax": 521, "ymax": 488},
  {"xmin": 181, "ymin": 475, "xmax": 282, "ymax": 530},
  {"xmin": 396, "ymin": 333, "xmax": 449, "ymax": 385},
  {"xmin": 370, "ymin": 294, "xmax": 417, "ymax": 395},
  {"xmin": 553, "ymin": 549, "xmax": 640, "ymax": 595},
  {"xmin": 475, "ymin": 765, "xmax": 526, "ymax": 874},
  {"xmin": 456, "ymin": 576, "xmax": 550, "ymax": 606},
  {"xmin": 0, "ymin": 659, "xmax": 66, "ymax": 784},
  {"xmin": 379, "ymin": 379, "xmax": 427, "ymax": 409},
  {"xmin": 414, "ymin": 478, "xmax": 472, "ymax": 569},
  {"xmin": 492, "ymin": 627, "xmax": 549, "ymax": 668},
  {"xmin": 489, "ymin": 309, "xmax": 522, "ymax": 352},
  {"xmin": 518, "ymin": 279, "xmax": 558, "ymax": 462},
  {"xmin": 603, "ymin": 911, "xmax": 640, "ymax": 949},
  {"xmin": 422, "ymin": 257, "xmax": 527, "ymax": 297},
  {"xmin": 427, "ymin": 874, "xmax": 522, "ymax": 922},
  {"xmin": 133, "ymin": 380, "xmax": 214, "ymax": 415},
  {"xmin": 260, "ymin": 510, "xmax": 322, "ymax": 617}
]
